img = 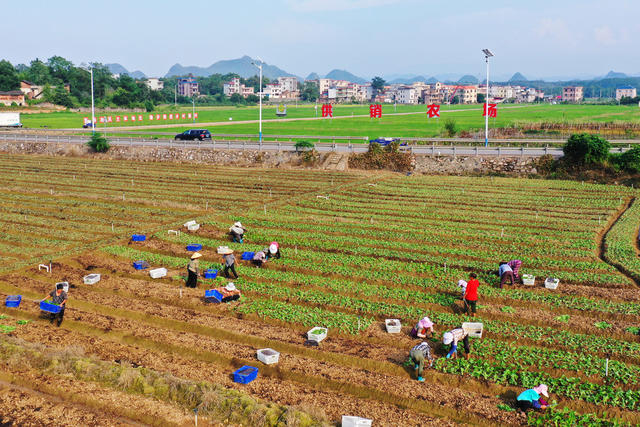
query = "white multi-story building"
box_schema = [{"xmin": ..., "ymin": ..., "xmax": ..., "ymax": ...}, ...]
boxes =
[
  {"xmin": 145, "ymin": 78, "xmax": 164, "ymax": 91},
  {"xmin": 616, "ymin": 86, "xmax": 637, "ymax": 100},
  {"xmin": 277, "ymin": 77, "xmax": 298, "ymax": 93},
  {"xmin": 396, "ymin": 86, "xmax": 418, "ymax": 104},
  {"xmin": 223, "ymin": 78, "xmax": 254, "ymax": 98}
]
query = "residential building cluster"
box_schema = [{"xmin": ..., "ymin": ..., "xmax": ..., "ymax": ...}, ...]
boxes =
[{"xmin": 616, "ymin": 86, "xmax": 637, "ymax": 100}]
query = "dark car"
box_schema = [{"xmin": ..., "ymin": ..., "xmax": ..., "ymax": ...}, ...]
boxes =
[
  {"xmin": 174, "ymin": 129, "xmax": 211, "ymax": 141},
  {"xmin": 82, "ymin": 122, "xmax": 95, "ymax": 128},
  {"xmin": 369, "ymin": 137, "xmax": 407, "ymax": 146}
]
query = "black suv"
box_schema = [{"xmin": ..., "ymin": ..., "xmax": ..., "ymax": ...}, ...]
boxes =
[{"xmin": 174, "ymin": 129, "xmax": 211, "ymax": 141}]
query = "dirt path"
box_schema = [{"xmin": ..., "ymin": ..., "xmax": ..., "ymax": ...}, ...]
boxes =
[{"xmin": 600, "ymin": 197, "xmax": 640, "ymax": 287}]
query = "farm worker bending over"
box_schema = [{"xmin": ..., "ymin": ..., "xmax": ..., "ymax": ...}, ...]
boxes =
[
  {"xmin": 411, "ymin": 317, "xmax": 434, "ymax": 338},
  {"xmin": 252, "ymin": 249, "xmax": 267, "ymax": 267},
  {"xmin": 229, "ymin": 222, "xmax": 246, "ymax": 243},
  {"xmin": 443, "ymin": 327, "xmax": 470, "ymax": 360},
  {"xmin": 221, "ymin": 248, "xmax": 239, "ymax": 279},
  {"xmin": 186, "ymin": 252, "xmax": 201, "ymax": 288},
  {"xmin": 457, "ymin": 279, "xmax": 467, "ymax": 300},
  {"xmin": 463, "ymin": 273, "xmax": 480, "ymax": 317},
  {"xmin": 267, "ymin": 242, "xmax": 281, "ymax": 260},
  {"xmin": 409, "ymin": 342, "xmax": 434, "ymax": 382},
  {"xmin": 508, "ymin": 259, "xmax": 523, "ymax": 281},
  {"xmin": 42, "ymin": 283, "xmax": 67, "ymax": 327},
  {"xmin": 517, "ymin": 384, "xmax": 549, "ymax": 411},
  {"xmin": 498, "ymin": 261, "xmax": 515, "ymax": 288}
]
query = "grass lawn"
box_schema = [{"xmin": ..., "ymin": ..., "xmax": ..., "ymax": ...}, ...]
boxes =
[{"xmin": 16, "ymin": 103, "xmax": 640, "ymax": 139}]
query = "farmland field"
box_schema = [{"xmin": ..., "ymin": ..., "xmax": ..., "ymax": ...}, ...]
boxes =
[
  {"xmin": 1, "ymin": 153, "xmax": 640, "ymax": 426},
  {"xmin": 15, "ymin": 103, "xmax": 640, "ymax": 139}
]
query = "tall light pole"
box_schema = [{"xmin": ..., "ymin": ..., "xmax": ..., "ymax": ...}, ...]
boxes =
[
  {"xmin": 81, "ymin": 65, "xmax": 96, "ymax": 133},
  {"xmin": 482, "ymin": 49, "xmax": 494, "ymax": 147},
  {"xmin": 251, "ymin": 58, "xmax": 263, "ymax": 143},
  {"xmin": 192, "ymin": 96, "xmax": 195, "ymax": 123}
]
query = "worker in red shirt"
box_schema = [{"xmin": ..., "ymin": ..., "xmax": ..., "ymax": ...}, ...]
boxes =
[{"xmin": 463, "ymin": 273, "xmax": 480, "ymax": 317}]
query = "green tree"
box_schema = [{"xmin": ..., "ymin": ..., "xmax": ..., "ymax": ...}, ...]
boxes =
[
  {"xmin": 0, "ymin": 60, "xmax": 19, "ymax": 91},
  {"xmin": 87, "ymin": 133, "xmax": 110, "ymax": 152},
  {"xmin": 443, "ymin": 118, "xmax": 457, "ymax": 137},
  {"xmin": 615, "ymin": 146, "xmax": 640, "ymax": 173},
  {"xmin": 477, "ymin": 93, "xmax": 486, "ymax": 104},
  {"xmin": 229, "ymin": 93, "xmax": 244, "ymax": 104},
  {"xmin": 563, "ymin": 133, "xmax": 611, "ymax": 166},
  {"xmin": 371, "ymin": 76, "xmax": 386, "ymax": 92},
  {"xmin": 25, "ymin": 59, "xmax": 51, "ymax": 84},
  {"xmin": 300, "ymin": 81, "xmax": 319, "ymax": 102}
]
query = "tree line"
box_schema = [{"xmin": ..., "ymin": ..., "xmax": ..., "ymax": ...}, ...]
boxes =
[{"xmin": 0, "ymin": 56, "xmax": 323, "ymax": 109}]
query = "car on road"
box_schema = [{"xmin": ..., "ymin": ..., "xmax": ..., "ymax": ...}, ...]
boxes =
[
  {"xmin": 174, "ymin": 129, "xmax": 212, "ymax": 141},
  {"xmin": 82, "ymin": 122, "xmax": 95, "ymax": 128},
  {"xmin": 369, "ymin": 137, "xmax": 407, "ymax": 147}
]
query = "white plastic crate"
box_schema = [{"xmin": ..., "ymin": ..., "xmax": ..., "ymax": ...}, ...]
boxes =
[
  {"xmin": 187, "ymin": 223, "xmax": 200, "ymax": 231},
  {"xmin": 522, "ymin": 274, "xmax": 535, "ymax": 286},
  {"xmin": 307, "ymin": 327, "xmax": 327, "ymax": 342},
  {"xmin": 342, "ymin": 416, "xmax": 372, "ymax": 427},
  {"xmin": 83, "ymin": 274, "xmax": 101, "ymax": 285},
  {"xmin": 385, "ymin": 319, "xmax": 401, "ymax": 333},
  {"xmin": 545, "ymin": 278, "xmax": 559, "ymax": 290},
  {"xmin": 462, "ymin": 322, "xmax": 483, "ymax": 339},
  {"xmin": 257, "ymin": 348, "xmax": 280, "ymax": 365},
  {"xmin": 149, "ymin": 268, "xmax": 167, "ymax": 279},
  {"xmin": 183, "ymin": 220, "xmax": 197, "ymax": 228}
]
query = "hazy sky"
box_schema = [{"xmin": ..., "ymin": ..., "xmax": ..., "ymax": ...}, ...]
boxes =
[{"xmin": 5, "ymin": 0, "xmax": 640, "ymax": 80}]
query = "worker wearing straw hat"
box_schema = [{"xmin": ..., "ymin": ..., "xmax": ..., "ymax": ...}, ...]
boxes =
[
  {"xmin": 517, "ymin": 384, "xmax": 549, "ymax": 411},
  {"xmin": 186, "ymin": 252, "xmax": 202, "ymax": 288},
  {"xmin": 266, "ymin": 242, "xmax": 281, "ymax": 260},
  {"xmin": 221, "ymin": 247, "xmax": 239, "ymax": 279},
  {"xmin": 229, "ymin": 221, "xmax": 246, "ymax": 243}
]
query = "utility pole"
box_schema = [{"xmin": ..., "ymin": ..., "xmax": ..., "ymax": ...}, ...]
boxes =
[{"xmin": 482, "ymin": 49, "xmax": 494, "ymax": 147}]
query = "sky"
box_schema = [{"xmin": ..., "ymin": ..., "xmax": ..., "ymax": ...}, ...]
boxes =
[{"xmin": 5, "ymin": 0, "xmax": 640, "ymax": 81}]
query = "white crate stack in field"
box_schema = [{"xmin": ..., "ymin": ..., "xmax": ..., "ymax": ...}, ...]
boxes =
[
  {"xmin": 183, "ymin": 220, "xmax": 197, "ymax": 228},
  {"xmin": 342, "ymin": 415, "xmax": 372, "ymax": 427},
  {"xmin": 544, "ymin": 277, "xmax": 559, "ymax": 290},
  {"xmin": 188, "ymin": 223, "xmax": 200, "ymax": 231},
  {"xmin": 83, "ymin": 274, "xmax": 101, "ymax": 285},
  {"xmin": 385, "ymin": 319, "xmax": 401, "ymax": 333},
  {"xmin": 522, "ymin": 274, "xmax": 535, "ymax": 286},
  {"xmin": 149, "ymin": 268, "xmax": 167, "ymax": 279},
  {"xmin": 257, "ymin": 348, "xmax": 280, "ymax": 365},
  {"xmin": 462, "ymin": 322, "xmax": 483, "ymax": 338},
  {"xmin": 307, "ymin": 327, "xmax": 328, "ymax": 342}
]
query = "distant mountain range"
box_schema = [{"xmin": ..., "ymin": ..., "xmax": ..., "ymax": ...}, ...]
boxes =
[
  {"xmin": 105, "ymin": 57, "xmax": 640, "ymax": 89},
  {"xmin": 105, "ymin": 63, "xmax": 146, "ymax": 79}
]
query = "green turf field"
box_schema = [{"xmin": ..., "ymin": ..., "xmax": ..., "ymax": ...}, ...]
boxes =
[{"xmin": 17, "ymin": 103, "xmax": 640, "ymax": 139}]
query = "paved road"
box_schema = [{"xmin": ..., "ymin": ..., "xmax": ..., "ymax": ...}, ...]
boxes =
[{"xmin": 0, "ymin": 131, "xmax": 595, "ymax": 157}]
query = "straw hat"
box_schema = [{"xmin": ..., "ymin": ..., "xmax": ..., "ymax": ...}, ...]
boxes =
[
  {"xmin": 191, "ymin": 252, "xmax": 202, "ymax": 259},
  {"xmin": 220, "ymin": 247, "xmax": 234, "ymax": 255},
  {"xmin": 442, "ymin": 332, "xmax": 454, "ymax": 345},
  {"xmin": 234, "ymin": 221, "xmax": 243, "ymax": 228},
  {"xmin": 225, "ymin": 282, "xmax": 236, "ymax": 291}
]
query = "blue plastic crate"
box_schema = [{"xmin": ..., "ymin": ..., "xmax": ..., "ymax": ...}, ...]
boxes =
[
  {"xmin": 131, "ymin": 234, "xmax": 146, "ymax": 242},
  {"xmin": 5, "ymin": 295, "xmax": 21, "ymax": 308},
  {"xmin": 204, "ymin": 269, "xmax": 218, "ymax": 279},
  {"xmin": 40, "ymin": 301, "xmax": 62, "ymax": 313},
  {"xmin": 204, "ymin": 289, "xmax": 223, "ymax": 303},
  {"xmin": 133, "ymin": 260, "xmax": 150, "ymax": 270},
  {"xmin": 186, "ymin": 243, "xmax": 202, "ymax": 251},
  {"xmin": 233, "ymin": 366, "xmax": 258, "ymax": 384},
  {"xmin": 241, "ymin": 251, "xmax": 255, "ymax": 261}
]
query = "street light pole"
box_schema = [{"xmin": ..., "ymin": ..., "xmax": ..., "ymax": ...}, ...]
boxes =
[
  {"xmin": 90, "ymin": 67, "xmax": 95, "ymax": 134},
  {"xmin": 192, "ymin": 97, "xmax": 195, "ymax": 123},
  {"xmin": 252, "ymin": 58, "xmax": 263, "ymax": 143},
  {"xmin": 482, "ymin": 49, "xmax": 494, "ymax": 147}
]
